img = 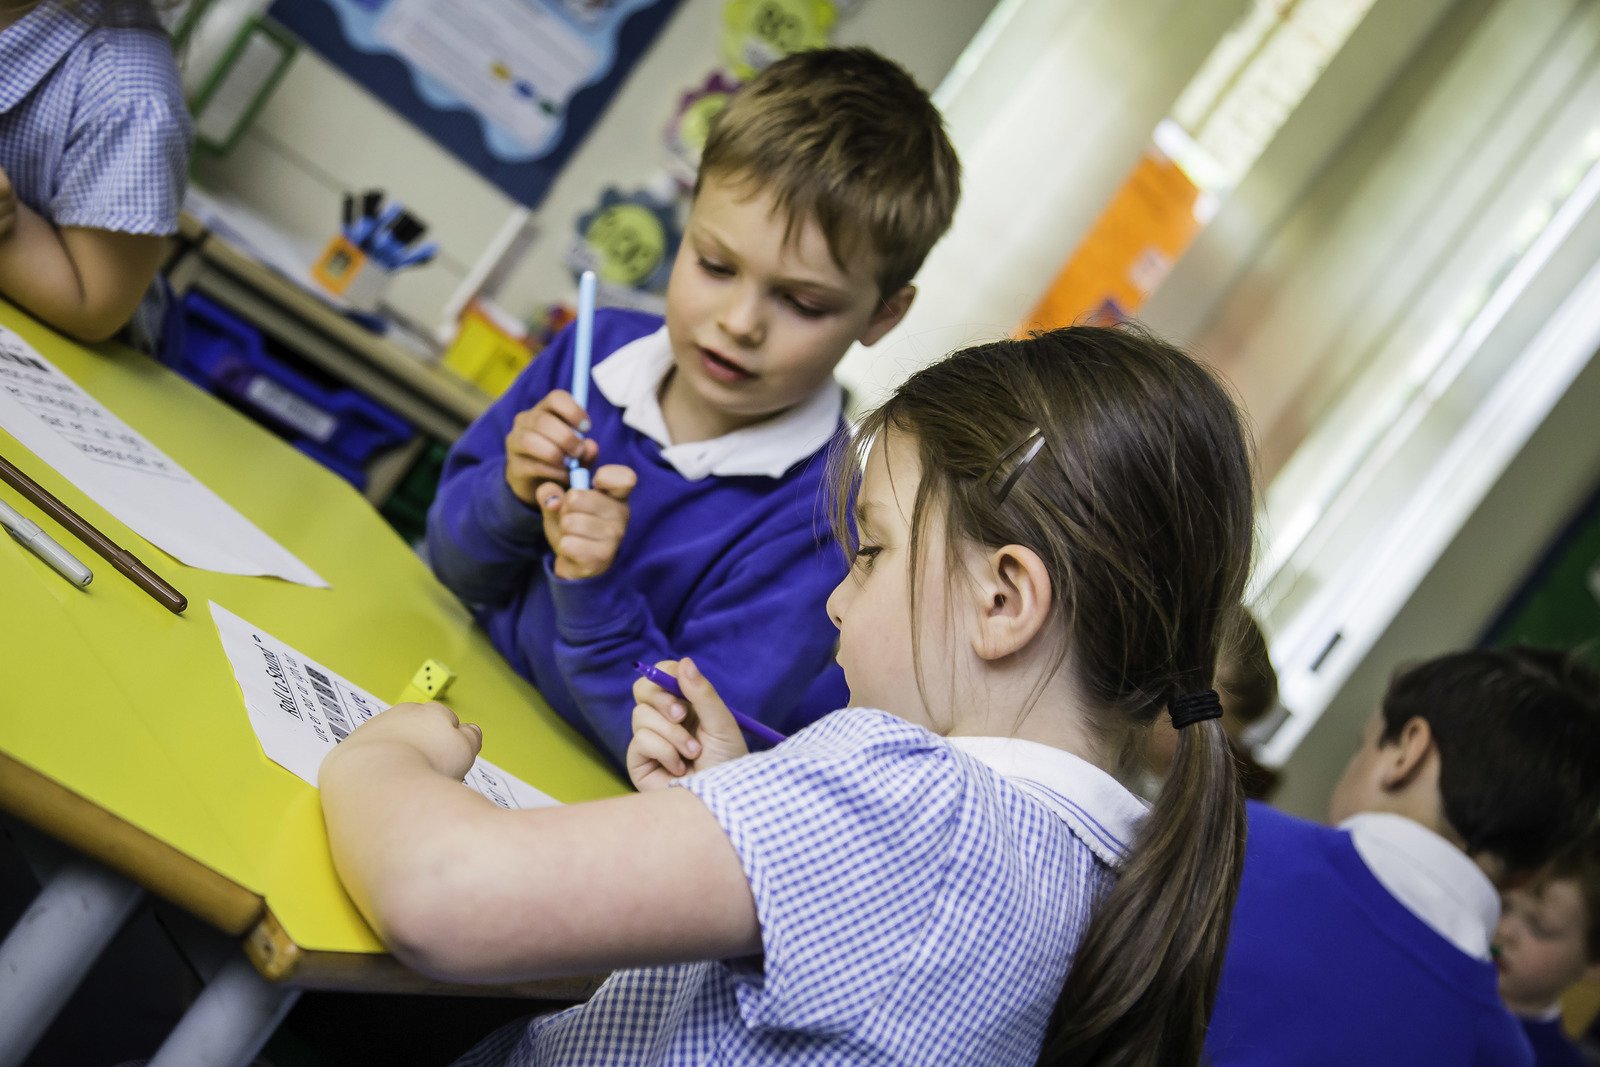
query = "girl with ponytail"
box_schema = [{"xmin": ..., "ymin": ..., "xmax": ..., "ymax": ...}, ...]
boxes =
[
  {"xmin": 322, "ymin": 324, "xmax": 1254, "ymax": 1066},
  {"xmin": 840, "ymin": 325, "xmax": 1256, "ymax": 1066}
]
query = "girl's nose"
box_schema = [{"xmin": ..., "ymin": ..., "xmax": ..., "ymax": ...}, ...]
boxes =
[{"xmin": 825, "ymin": 578, "xmax": 849, "ymax": 630}]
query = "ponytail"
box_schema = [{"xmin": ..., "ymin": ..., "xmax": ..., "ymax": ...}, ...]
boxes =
[{"xmin": 1036, "ymin": 714, "xmax": 1245, "ymax": 1066}]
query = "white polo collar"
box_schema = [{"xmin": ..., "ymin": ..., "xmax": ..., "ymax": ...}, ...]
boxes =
[
  {"xmin": 1340, "ymin": 812, "xmax": 1501, "ymax": 960},
  {"xmin": 591, "ymin": 326, "xmax": 842, "ymax": 481},
  {"xmin": 947, "ymin": 736, "xmax": 1148, "ymax": 868}
]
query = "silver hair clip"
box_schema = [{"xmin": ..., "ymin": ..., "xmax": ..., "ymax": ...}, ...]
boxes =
[{"xmin": 987, "ymin": 427, "xmax": 1046, "ymax": 504}]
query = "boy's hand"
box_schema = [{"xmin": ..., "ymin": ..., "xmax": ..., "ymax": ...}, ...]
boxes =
[
  {"xmin": 0, "ymin": 165, "xmax": 15, "ymax": 240},
  {"xmin": 538, "ymin": 463, "xmax": 636, "ymax": 580},
  {"xmin": 324, "ymin": 701, "xmax": 483, "ymax": 781},
  {"xmin": 627, "ymin": 658, "xmax": 749, "ymax": 791},
  {"xmin": 504, "ymin": 389, "xmax": 599, "ymax": 506}
]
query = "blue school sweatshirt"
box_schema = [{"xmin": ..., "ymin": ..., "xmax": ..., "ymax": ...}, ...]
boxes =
[
  {"xmin": 1521, "ymin": 1016, "xmax": 1586, "ymax": 1067},
  {"xmin": 427, "ymin": 309, "xmax": 849, "ymax": 765},
  {"xmin": 1205, "ymin": 802, "xmax": 1533, "ymax": 1066}
]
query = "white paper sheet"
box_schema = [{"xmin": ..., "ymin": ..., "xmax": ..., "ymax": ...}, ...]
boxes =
[
  {"xmin": 0, "ymin": 327, "xmax": 325, "ymax": 586},
  {"xmin": 210, "ymin": 602, "xmax": 558, "ymax": 809}
]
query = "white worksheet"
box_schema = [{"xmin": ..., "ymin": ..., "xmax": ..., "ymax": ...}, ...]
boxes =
[
  {"xmin": 0, "ymin": 327, "xmax": 325, "ymax": 586},
  {"xmin": 211, "ymin": 602, "xmax": 557, "ymax": 809}
]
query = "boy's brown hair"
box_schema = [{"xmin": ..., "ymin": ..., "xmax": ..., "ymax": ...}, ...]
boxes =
[
  {"xmin": 697, "ymin": 47, "xmax": 961, "ymax": 297},
  {"xmin": 1382, "ymin": 646, "xmax": 1600, "ymax": 874}
]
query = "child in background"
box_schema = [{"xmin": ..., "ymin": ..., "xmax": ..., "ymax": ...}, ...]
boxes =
[
  {"xmin": 1496, "ymin": 841, "xmax": 1600, "ymax": 1067},
  {"xmin": 1144, "ymin": 609, "xmax": 1281, "ymax": 800},
  {"xmin": 1206, "ymin": 647, "xmax": 1600, "ymax": 1067},
  {"xmin": 426, "ymin": 47, "xmax": 960, "ymax": 765},
  {"xmin": 0, "ymin": 0, "xmax": 190, "ymax": 348},
  {"xmin": 321, "ymin": 325, "xmax": 1257, "ymax": 1066}
]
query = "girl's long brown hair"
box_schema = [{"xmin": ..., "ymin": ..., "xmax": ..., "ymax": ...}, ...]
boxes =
[{"xmin": 832, "ymin": 325, "xmax": 1254, "ymax": 1066}]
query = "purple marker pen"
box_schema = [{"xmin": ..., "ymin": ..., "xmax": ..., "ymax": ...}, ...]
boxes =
[{"xmin": 632, "ymin": 660, "xmax": 786, "ymax": 747}]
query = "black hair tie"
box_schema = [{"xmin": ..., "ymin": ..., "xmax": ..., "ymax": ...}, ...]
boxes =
[{"xmin": 1170, "ymin": 689, "xmax": 1224, "ymax": 729}]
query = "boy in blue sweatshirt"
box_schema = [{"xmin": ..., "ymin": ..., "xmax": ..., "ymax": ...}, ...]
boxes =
[
  {"xmin": 1205, "ymin": 647, "xmax": 1600, "ymax": 1066},
  {"xmin": 1496, "ymin": 840, "xmax": 1600, "ymax": 1067},
  {"xmin": 427, "ymin": 48, "xmax": 960, "ymax": 764}
]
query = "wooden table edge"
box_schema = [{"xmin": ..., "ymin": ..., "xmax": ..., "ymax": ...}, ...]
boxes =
[
  {"xmin": 0, "ymin": 750, "xmax": 263, "ymax": 935},
  {"xmin": 247, "ymin": 909, "xmax": 605, "ymax": 1001}
]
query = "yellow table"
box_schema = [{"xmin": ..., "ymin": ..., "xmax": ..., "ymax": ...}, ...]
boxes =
[{"xmin": 0, "ymin": 302, "xmax": 624, "ymax": 1062}]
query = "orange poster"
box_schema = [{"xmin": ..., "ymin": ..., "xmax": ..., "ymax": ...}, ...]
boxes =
[{"xmin": 1024, "ymin": 146, "xmax": 1204, "ymax": 331}]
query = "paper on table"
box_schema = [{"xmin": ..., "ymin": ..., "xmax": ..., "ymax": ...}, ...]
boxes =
[
  {"xmin": 210, "ymin": 602, "xmax": 558, "ymax": 808},
  {"xmin": 0, "ymin": 327, "xmax": 325, "ymax": 586}
]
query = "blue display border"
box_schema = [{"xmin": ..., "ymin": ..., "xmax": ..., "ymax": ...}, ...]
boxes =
[{"xmin": 267, "ymin": 0, "xmax": 683, "ymax": 208}]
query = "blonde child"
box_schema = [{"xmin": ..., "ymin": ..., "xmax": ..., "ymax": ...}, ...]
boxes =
[
  {"xmin": 322, "ymin": 325, "xmax": 1256, "ymax": 1065},
  {"xmin": 0, "ymin": 0, "xmax": 190, "ymax": 347},
  {"xmin": 426, "ymin": 47, "xmax": 959, "ymax": 765},
  {"xmin": 1497, "ymin": 841, "xmax": 1600, "ymax": 1067}
]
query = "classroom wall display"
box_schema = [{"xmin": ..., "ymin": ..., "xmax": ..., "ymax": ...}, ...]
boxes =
[
  {"xmin": 552, "ymin": 0, "xmax": 863, "ymax": 313},
  {"xmin": 565, "ymin": 184, "xmax": 680, "ymax": 311},
  {"xmin": 1022, "ymin": 143, "xmax": 1209, "ymax": 330},
  {"xmin": 266, "ymin": 0, "xmax": 685, "ymax": 208},
  {"xmin": 720, "ymin": 0, "xmax": 836, "ymax": 78},
  {"xmin": 663, "ymin": 71, "xmax": 740, "ymax": 187},
  {"xmin": 190, "ymin": 17, "xmax": 300, "ymax": 154}
]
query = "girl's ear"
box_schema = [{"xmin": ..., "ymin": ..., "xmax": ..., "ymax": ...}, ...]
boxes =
[{"xmin": 969, "ymin": 544, "xmax": 1053, "ymax": 661}]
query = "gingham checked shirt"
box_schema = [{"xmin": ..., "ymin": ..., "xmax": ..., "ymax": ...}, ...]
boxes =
[
  {"xmin": 456, "ymin": 708, "xmax": 1147, "ymax": 1066},
  {"xmin": 0, "ymin": 0, "xmax": 190, "ymax": 347}
]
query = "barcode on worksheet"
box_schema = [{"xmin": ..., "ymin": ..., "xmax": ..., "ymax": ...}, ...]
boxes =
[{"xmin": 305, "ymin": 666, "xmax": 352, "ymax": 741}]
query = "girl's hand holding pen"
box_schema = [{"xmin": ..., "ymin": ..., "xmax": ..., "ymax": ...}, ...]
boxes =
[
  {"xmin": 627, "ymin": 658, "xmax": 749, "ymax": 791},
  {"xmin": 504, "ymin": 389, "xmax": 597, "ymax": 505},
  {"xmin": 324, "ymin": 701, "xmax": 483, "ymax": 782}
]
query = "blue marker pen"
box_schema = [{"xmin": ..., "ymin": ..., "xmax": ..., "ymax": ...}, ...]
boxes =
[
  {"xmin": 365, "ymin": 201, "xmax": 406, "ymax": 264},
  {"xmin": 633, "ymin": 660, "xmax": 786, "ymax": 748},
  {"xmin": 567, "ymin": 270, "xmax": 597, "ymax": 491},
  {"xmin": 390, "ymin": 240, "xmax": 437, "ymax": 270}
]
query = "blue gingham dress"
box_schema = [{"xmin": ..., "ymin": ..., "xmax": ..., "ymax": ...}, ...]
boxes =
[
  {"xmin": 455, "ymin": 708, "xmax": 1147, "ymax": 1066},
  {"xmin": 0, "ymin": 0, "xmax": 190, "ymax": 348}
]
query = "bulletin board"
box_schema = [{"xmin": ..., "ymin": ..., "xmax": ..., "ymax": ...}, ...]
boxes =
[{"xmin": 267, "ymin": 0, "xmax": 684, "ymax": 208}]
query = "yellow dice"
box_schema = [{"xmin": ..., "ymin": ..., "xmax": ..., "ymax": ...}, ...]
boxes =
[{"xmin": 394, "ymin": 658, "xmax": 456, "ymax": 705}]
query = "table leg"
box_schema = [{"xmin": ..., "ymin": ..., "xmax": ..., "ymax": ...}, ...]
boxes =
[
  {"xmin": 0, "ymin": 858, "xmax": 144, "ymax": 1067},
  {"xmin": 147, "ymin": 954, "xmax": 299, "ymax": 1067}
]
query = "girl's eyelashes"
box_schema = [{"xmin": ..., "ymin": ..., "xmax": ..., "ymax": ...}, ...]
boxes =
[{"xmin": 852, "ymin": 544, "xmax": 882, "ymax": 571}]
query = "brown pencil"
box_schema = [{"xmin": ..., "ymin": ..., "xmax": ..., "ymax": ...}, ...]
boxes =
[{"xmin": 0, "ymin": 451, "xmax": 186, "ymax": 614}]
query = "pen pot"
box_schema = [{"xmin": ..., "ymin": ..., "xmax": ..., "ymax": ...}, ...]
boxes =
[{"xmin": 311, "ymin": 234, "xmax": 395, "ymax": 314}]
